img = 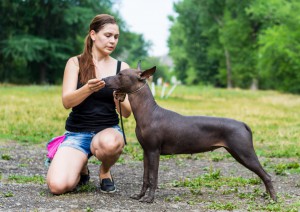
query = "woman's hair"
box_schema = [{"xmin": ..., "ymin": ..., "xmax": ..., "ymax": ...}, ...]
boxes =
[{"xmin": 78, "ymin": 14, "xmax": 117, "ymax": 84}]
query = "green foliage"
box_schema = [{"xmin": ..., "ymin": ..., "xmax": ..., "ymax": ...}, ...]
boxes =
[
  {"xmin": 169, "ymin": 0, "xmax": 256, "ymax": 87},
  {"xmin": 169, "ymin": 0, "xmax": 300, "ymax": 93},
  {"xmin": 169, "ymin": 0, "xmax": 220, "ymax": 85},
  {"xmin": 131, "ymin": 57, "xmax": 172, "ymax": 83},
  {"xmin": 167, "ymin": 20, "xmax": 189, "ymax": 82},
  {"xmin": 2, "ymin": 35, "xmax": 49, "ymax": 62},
  {"xmin": 116, "ymin": 32, "xmax": 150, "ymax": 63},
  {"xmin": 249, "ymin": 0, "xmax": 300, "ymax": 93},
  {"xmin": 0, "ymin": 0, "xmax": 149, "ymax": 84}
]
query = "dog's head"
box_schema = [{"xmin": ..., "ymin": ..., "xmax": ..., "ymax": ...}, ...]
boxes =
[{"xmin": 104, "ymin": 62, "xmax": 156, "ymax": 94}]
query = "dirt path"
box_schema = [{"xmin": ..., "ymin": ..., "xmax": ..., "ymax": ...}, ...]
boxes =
[{"xmin": 0, "ymin": 141, "xmax": 299, "ymax": 211}]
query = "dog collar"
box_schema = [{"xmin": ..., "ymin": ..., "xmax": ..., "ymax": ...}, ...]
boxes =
[{"xmin": 127, "ymin": 82, "xmax": 147, "ymax": 95}]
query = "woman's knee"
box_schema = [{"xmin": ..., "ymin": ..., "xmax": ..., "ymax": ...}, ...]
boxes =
[
  {"xmin": 47, "ymin": 178, "xmax": 66, "ymax": 195},
  {"xmin": 46, "ymin": 147, "xmax": 87, "ymax": 194},
  {"xmin": 92, "ymin": 132, "xmax": 123, "ymax": 156},
  {"xmin": 102, "ymin": 140, "xmax": 123, "ymax": 158},
  {"xmin": 47, "ymin": 177, "xmax": 74, "ymax": 195}
]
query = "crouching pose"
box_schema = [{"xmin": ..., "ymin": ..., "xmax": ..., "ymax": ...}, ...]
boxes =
[{"xmin": 46, "ymin": 14, "xmax": 131, "ymax": 194}]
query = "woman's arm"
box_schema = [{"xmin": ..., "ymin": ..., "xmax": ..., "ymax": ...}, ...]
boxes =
[{"xmin": 61, "ymin": 57, "xmax": 105, "ymax": 109}]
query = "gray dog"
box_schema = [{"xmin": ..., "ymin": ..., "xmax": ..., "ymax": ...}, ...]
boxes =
[{"xmin": 103, "ymin": 65, "xmax": 276, "ymax": 203}]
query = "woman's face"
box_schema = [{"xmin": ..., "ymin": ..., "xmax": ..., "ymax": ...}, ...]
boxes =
[{"xmin": 91, "ymin": 23, "xmax": 119, "ymax": 55}]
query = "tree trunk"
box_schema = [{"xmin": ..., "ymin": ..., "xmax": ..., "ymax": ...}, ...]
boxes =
[
  {"xmin": 224, "ymin": 48, "xmax": 232, "ymax": 89},
  {"xmin": 250, "ymin": 78, "xmax": 258, "ymax": 90},
  {"xmin": 39, "ymin": 63, "xmax": 47, "ymax": 84}
]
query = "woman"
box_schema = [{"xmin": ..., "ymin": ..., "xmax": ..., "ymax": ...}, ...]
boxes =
[{"xmin": 47, "ymin": 14, "xmax": 131, "ymax": 194}]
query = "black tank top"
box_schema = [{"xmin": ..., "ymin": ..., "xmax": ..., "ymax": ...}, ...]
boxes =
[{"xmin": 65, "ymin": 60, "xmax": 121, "ymax": 133}]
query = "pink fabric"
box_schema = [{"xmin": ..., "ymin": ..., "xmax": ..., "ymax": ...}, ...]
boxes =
[{"xmin": 46, "ymin": 135, "xmax": 66, "ymax": 159}]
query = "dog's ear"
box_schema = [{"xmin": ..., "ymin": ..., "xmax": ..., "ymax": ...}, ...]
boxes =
[
  {"xmin": 139, "ymin": 66, "xmax": 156, "ymax": 80},
  {"xmin": 137, "ymin": 60, "xmax": 142, "ymax": 71}
]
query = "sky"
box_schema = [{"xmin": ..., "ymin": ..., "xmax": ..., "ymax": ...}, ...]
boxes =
[{"xmin": 114, "ymin": 0, "xmax": 178, "ymax": 57}]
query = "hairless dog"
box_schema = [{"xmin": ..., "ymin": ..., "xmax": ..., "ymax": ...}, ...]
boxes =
[{"xmin": 103, "ymin": 64, "xmax": 277, "ymax": 203}]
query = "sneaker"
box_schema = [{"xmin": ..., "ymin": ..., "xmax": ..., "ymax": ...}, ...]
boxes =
[
  {"xmin": 100, "ymin": 177, "xmax": 116, "ymax": 193},
  {"xmin": 78, "ymin": 167, "xmax": 90, "ymax": 186}
]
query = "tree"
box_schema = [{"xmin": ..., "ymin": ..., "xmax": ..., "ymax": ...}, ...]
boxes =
[
  {"xmin": 169, "ymin": 0, "xmax": 257, "ymax": 88},
  {"xmin": 169, "ymin": 0, "xmax": 300, "ymax": 93},
  {"xmin": 115, "ymin": 31, "xmax": 151, "ymax": 63},
  {"xmin": 0, "ymin": 0, "xmax": 150, "ymax": 84},
  {"xmin": 247, "ymin": 0, "xmax": 300, "ymax": 93},
  {"xmin": 169, "ymin": 0, "xmax": 219, "ymax": 86},
  {"xmin": 168, "ymin": 18, "xmax": 189, "ymax": 83}
]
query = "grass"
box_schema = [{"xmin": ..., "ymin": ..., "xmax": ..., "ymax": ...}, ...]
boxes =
[
  {"xmin": 1, "ymin": 154, "xmax": 11, "ymax": 160},
  {"xmin": 208, "ymin": 201, "xmax": 238, "ymax": 210},
  {"xmin": 0, "ymin": 84, "xmax": 299, "ymax": 159},
  {"xmin": 76, "ymin": 183, "xmax": 97, "ymax": 193},
  {"xmin": 272, "ymin": 162, "xmax": 300, "ymax": 175},
  {"xmin": 8, "ymin": 174, "xmax": 45, "ymax": 184},
  {"xmin": 172, "ymin": 168, "xmax": 261, "ymax": 190},
  {"xmin": 170, "ymin": 167, "xmax": 299, "ymax": 211},
  {"xmin": 0, "ymin": 84, "xmax": 299, "ymax": 211},
  {"xmin": 1, "ymin": 191, "xmax": 14, "ymax": 198},
  {"xmin": 0, "ymin": 85, "xmax": 67, "ymax": 143}
]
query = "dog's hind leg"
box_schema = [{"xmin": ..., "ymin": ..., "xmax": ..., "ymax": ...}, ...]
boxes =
[{"xmin": 224, "ymin": 135, "xmax": 277, "ymax": 201}]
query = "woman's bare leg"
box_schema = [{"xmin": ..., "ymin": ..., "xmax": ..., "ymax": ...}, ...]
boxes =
[
  {"xmin": 90, "ymin": 128, "xmax": 124, "ymax": 180},
  {"xmin": 46, "ymin": 147, "xmax": 88, "ymax": 194}
]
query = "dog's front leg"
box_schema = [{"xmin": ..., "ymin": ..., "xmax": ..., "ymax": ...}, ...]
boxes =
[
  {"xmin": 131, "ymin": 151, "xmax": 149, "ymax": 200},
  {"xmin": 139, "ymin": 150, "xmax": 160, "ymax": 203}
]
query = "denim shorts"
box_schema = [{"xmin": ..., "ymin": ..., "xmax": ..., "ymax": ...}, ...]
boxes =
[{"xmin": 59, "ymin": 125, "xmax": 123, "ymax": 158}]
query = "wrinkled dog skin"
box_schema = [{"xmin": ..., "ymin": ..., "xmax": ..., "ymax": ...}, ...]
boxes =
[{"xmin": 103, "ymin": 64, "xmax": 277, "ymax": 203}]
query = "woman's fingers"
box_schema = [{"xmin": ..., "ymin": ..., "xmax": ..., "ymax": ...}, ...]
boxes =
[
  {"xmin": 113, "ymin": 91, "xmax": 126, "ymax": 102},
  {"xmin": 88, "ymin": 79, "xmax": 105, "ymax": 92}
]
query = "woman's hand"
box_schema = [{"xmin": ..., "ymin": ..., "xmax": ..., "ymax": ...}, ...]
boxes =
[
  {"xmin": 114, "ymin": 91, "xmax": 131, "ymax": 118},
  {"xmin": 113, "ymin": 91, "xmax": 126, "ymax": 102},
  {"xmin": 87, "ymin": 79, "xmax": 105, "ymax": 92}
]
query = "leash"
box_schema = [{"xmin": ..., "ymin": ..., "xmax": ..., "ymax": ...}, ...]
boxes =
[{"xmin": 118, "ymin": 100, "xmax": 127, "ymax": 145}]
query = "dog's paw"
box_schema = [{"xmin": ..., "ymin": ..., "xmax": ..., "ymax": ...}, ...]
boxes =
[
  {"xmin": 130, "ymin": 194, "xmax": 143, "ymax": 200},
  {"xmin": 139, "ymin": 196, "xmax": 154, "ymax": 203}
]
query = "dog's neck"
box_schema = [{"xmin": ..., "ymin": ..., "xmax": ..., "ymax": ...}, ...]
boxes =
[{"xmin": 128, "ymin": 83, "xmax": 158, "ymax": 126}]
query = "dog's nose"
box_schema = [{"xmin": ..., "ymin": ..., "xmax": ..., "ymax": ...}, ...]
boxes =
[{"xmin": 102, "ymin": 77, "xmax": 112, "ymax": 88}]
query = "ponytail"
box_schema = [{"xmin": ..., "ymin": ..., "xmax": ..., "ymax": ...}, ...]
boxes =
[{"xmin": 78, "ymin": 14, "xmax": 117, "ymax": 84}]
